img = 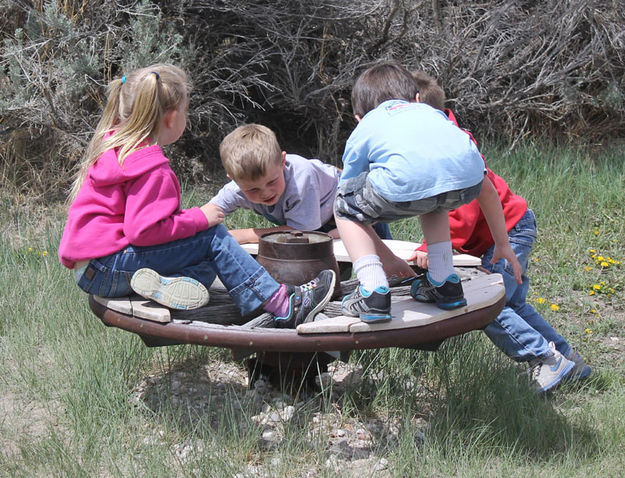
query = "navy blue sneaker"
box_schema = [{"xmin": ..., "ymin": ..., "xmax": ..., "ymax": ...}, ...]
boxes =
[
  {"xmin": 341, "ymin": 285, "xmax": 392, "ymax": 323},
  {"xmin": 410, "ymin": 272, "xmax": 467, "ymax": 310},
  {"xmin": 566, "ymin": 350, "xmax": 592, "ymax": 381}
]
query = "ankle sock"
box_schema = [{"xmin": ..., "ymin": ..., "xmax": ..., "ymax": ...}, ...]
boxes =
[
  {"xmin": 354, "ymin": 254, "xmax": 388, "ymax": 292},
  {"xmin": 426, "ymin": 241, "xmax": 454, "ymax": 283},
  {"xmin": 263, "ymin": 284, "xmax": 290, "ymax": 317}
]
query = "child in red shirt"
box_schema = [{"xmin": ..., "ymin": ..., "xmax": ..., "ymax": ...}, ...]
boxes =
[{"xmin": 409, "ymin": 71, "xmax": 591, "ymax": 392}]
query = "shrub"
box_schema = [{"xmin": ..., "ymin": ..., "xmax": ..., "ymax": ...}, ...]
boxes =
[{"xmin": 1, "ymin": 0, "xmax": 624, "ymax": 199}]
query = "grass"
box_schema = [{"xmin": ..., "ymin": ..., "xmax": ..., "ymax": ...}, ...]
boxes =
[{"xmin": 1, "ymin": 143, "xmax": 624, "ymax": 476}]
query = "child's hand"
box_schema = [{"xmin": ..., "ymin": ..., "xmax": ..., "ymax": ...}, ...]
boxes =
[
  {"xmin": 490, "ymin": 243, "xmax": 523, "ymax": 284},
  {"xmin": 200, "ymin": 203, "xmax": 225, "ymax": 227},
  {"xmin": 407, "ymin": 250, "xmax": 429, "ymax": 269},
  {"xmin": 383, "ymin": 253, "xmax": 417, "ymax": 281}
]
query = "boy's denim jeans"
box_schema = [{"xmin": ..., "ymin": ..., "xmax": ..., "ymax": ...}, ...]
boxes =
[
  {"xmin": 481, "ymin": 209, "xmax": 572, "ymax": 361},
  {"xmin": 76, "ymin": 224, "xmax": 280, "ymax": 316}
]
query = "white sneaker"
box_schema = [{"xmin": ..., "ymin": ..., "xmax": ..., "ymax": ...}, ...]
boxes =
[
  {"xmin": 566, "ymin": 350, "xmax": 592, "ymax": 380},
  {"xmin": 528, "ymin": 342, "xmax": 575, "ymax": 392},
  {"xmin": 130, "ymin": 268, "xmax": 209, "ymax": 310}
]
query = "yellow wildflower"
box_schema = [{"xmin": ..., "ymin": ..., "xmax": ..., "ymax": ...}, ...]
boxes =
[
  {"xmin": 584, "ymin": 266, "xmax": 592, "ymax": 272},
  {"xmin": 537, "ymin": 297, "xmax": 546, "ymax": 304},
  {"xmin": 550, "ymin": 304, "xmax": 560, "ymax": 311},
  {"xmin": 592, "ymin": 284, "xmax": 601, "ymax": 290},
  {"xmin": 589, "ymin": 290, "xmax": 595, "ymax": 295},
  {"xmin": 584, "ymin": 328, "xmax": 592, "ymax": 335},
  {"xmin": 601, "ymin": 261, "xmax": 609, "ymax": 268}
]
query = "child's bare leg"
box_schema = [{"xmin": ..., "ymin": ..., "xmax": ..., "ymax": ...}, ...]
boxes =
[
  {"xmin": 335, "ymin": 216, "xmax": 377, "ymax": 261},
  {"xmin": 419, "ymin": 211, "xmax": 454, "ymax": 282},
  {"xmin": 370, "ymin": 233, "xmax": 417, "ymax": 280},
  {"xmin": 335, "ymin": 217, "xmax": 387, "ymax": 290},
  {"xmin": 412, "ymin": 211, "xmax": 466, "ymax": 310},
  {"xmin": 336, "ymin": 216, "xmax": 392, "ymax": 322}
]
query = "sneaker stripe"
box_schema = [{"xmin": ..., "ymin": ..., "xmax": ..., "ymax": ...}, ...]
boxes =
[
  {"xmin": 549, "ymin": 356, "xmax": 563, "ymax": 372},
  {"xmin": 540, "ymin": 361, "xmax": 575, "ymax": 392},
  {"xmin": 360, "ymin": 312, "xmax": 392, "ymax": 323}
]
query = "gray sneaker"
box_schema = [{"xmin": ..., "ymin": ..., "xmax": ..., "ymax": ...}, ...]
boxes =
[
  {"xmin": 342, "ymin": 285, "xmax": 392, "ymax": 323},
  {"xmin": 528, "ymin": 342, "xmax": 575, "ymax": 392},
  {"xmin": 130, "ymin": 268, "xmax": 209, "ymax": 310},
  {"xmin": 566, "ymin": 350, "xmax": 592, "ymax": 380},
  {"xmin": 274, "ymin": 270, "xmax": 336, "ymax": 328}
]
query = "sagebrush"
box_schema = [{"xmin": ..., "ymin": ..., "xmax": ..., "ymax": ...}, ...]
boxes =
[{"xmin": 1, "ymin": 0, "xmax": 624, "ymax": 198}]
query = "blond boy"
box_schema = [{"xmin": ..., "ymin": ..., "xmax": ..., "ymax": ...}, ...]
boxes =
[{"xmin": 210, "ymin": 123, "xmax": 393, "ymax": 243}]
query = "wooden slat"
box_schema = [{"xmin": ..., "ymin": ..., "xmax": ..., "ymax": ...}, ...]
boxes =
[
  {"xmin": 92, "ymin": 295, "xmax": 171, "ymax": 323},
  {"xmin": 296, "ymin": 273, "xmax": 504, "ymax": 334},
  {"xmin": 241, "ymin": 239, "xmax": 481, "ymax": 267}
]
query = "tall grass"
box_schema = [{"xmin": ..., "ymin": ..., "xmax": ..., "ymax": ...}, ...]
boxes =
[{"xmin": 1, "ymin": 145, "xmax": 624, "ymax": 476}]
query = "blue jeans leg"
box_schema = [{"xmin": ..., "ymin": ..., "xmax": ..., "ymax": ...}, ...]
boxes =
[
  {"xmin": 372, "ymin": 222, "xmax": 393, "ymax": 240},
  {"xmin": 77, "ymin": 224, "xmax": 280, "ymax": 316},
  {"xmin": 481, "ymin": 209, "xmax": 571, "ymax": 361}
]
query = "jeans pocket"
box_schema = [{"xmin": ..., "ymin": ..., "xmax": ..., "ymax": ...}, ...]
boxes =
[{"xmin": 77, "ymin": 259, "xmax": 132, "ymax": 297}]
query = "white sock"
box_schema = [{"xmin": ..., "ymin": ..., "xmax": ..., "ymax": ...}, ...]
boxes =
[
  {"xmin": 353, "ymin": 254, "xmax": 388, "ymax": 292},
  {"xmin": 427, "ymin": 241, "xmax": 454, "ymax": 283}
]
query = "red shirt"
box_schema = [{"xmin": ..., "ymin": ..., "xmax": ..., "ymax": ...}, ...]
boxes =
[{"xmin": 417, "ymin": 109, "xmax": 527, "ymax": 258}]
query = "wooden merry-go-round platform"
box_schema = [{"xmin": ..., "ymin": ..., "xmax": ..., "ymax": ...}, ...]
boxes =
[{"xmin": 88, "ymin": 240, "xmax": 505, "ymax": 387}]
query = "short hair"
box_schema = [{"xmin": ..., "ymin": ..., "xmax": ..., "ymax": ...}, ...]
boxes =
[
  {"xmin": 351, "ymin": 61, "xmax": 419, "ymax": 118},
  {"xmin": 219, "ymin": 124, "xmax": 282, "ymax": 181},
  {"xmin": 411, "ymin": 70, "xmax": 446, "ymax": 111}
]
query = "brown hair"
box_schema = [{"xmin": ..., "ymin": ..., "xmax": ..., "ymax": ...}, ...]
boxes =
[
  {"xmin": 69, "ymin": 64, "xmax": 189, "ymax": 202},
  {"xmin": 351, "ymin": 61, "xmax": 419, "ymax": 118},
  {"xmin": 219, "ymin": 124, "xmax": 282, "ymax": 181},
  {"xmin": 411, "ymin": 70, "xmax": 446, "ymax": 111}
]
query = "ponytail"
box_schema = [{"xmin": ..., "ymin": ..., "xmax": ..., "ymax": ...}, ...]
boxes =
[{"xmin": 68, "ymin": 65, "xmax": 189, "ymax": 203}]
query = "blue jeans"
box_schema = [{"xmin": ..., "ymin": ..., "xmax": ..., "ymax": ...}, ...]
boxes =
[
  {"xmin": 76, "ymin": 224, "xmax": 280, "ymax": 316},
  {"xmin": 372, "ymin": 222, "xmax": 393, "ymax": 240},
  {"xmin": 481, "ymin": 209, "xmax": 571, "ymax": 361}
]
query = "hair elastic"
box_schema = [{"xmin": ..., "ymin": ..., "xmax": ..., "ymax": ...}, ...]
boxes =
[
  {"xmin": 121, "ymin": 76, "xmax": 126, "ymax": 84},
  {"xmin": 151, "ymin": 71, "xmax": 160, "ymax": 80}
]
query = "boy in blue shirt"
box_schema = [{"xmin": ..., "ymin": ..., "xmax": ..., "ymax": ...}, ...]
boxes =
[{"xmin": 335, "ymin": 61, "xmax": 522, "ymax": 322}]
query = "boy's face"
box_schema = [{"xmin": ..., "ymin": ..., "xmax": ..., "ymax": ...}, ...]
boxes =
[{"xmin": 233, "ymin": 153, "xmax": 287, "ymax": 206}]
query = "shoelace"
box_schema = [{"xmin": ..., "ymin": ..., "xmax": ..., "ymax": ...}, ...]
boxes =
[
  {"xmin": 298, "ymin": 278, "xmax": 319, "ymax": 293},
  {"xmin": 528, "ymin": 360, "xmax": 543, "ymax": 381}
]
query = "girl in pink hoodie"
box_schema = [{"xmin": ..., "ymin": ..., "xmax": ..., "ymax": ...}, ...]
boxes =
[{"xmin": 59, "ymin": 64, "xmax": 335, "ymax": 328}]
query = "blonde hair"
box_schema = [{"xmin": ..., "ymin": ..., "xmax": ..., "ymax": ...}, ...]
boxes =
[
  {"xmin": 219, "ymin": 124, "xmax": 282, "ymax": 181},
  {"xmin": 411, "ymin": 70, "xmax": 446, "ymax": 111},
  {"xmin": 68, "ymin": 63, "xmax": 190, "ymax": 202}
]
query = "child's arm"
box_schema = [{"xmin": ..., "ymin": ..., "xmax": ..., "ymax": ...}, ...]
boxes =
[
  {"xmin": 477, "ymin": 176, "xmax": 523, "ymax": 284},
  {"xmin": 228, "ymin": 225, "xmax": 294, "ymax": 244}
]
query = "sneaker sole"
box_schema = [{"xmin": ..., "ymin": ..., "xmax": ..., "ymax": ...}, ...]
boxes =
[
  {"xmin": 130, "ymin": 269, "xmax": 209, "ymax": 310},
  {"xmin": 540, "ymin": 360, "xmax": 576, "ymax": 392},
  {"xmin": 301, "ymin": 270, "xmax": 337, "ymax": 323},
  {"xmin": 435, "ymin": 298, "xmax": 467, "ymax": 310},
  {"xmin": 360, "ymin": 312, "xmax": 392, "ymax": 323}
]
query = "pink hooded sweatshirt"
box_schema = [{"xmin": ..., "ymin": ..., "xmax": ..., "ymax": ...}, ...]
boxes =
[{"xmin": 58, "ymin": 144, "xmax": 208, "ymax": 269}]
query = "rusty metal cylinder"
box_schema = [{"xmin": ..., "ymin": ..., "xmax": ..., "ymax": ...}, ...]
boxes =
[{"xmin": 257, "ymin": 231, "xmax": 341, "ymax": 297}]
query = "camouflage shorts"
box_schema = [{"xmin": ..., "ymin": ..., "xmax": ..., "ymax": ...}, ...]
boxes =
[{"xmin": 334, "ymin": 171, "xmax": 483, "ymax": 224}]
